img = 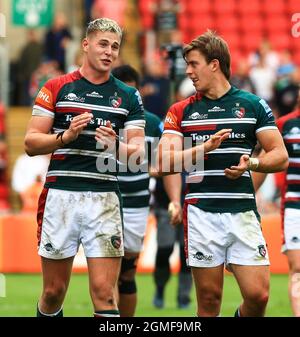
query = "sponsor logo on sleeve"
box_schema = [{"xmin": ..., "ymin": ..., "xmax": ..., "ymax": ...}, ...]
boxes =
[
  {"xmin": 36, "ymin": 86, "xmax": 54, "ymax": 110},
  {"xmin": 259, "ymin": 99, "xmax": 272, "ymax": 113}
]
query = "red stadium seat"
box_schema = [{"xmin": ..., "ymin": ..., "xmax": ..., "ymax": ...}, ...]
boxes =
[
  {"xmin": 237, "ymin": 0, "xmax": 261, "ymax": 15},
  {"xmin": 215, "ymin": 14, "xmax": 238, "ymax": 33},
  {"xmin": 261, "ymin": 0, "xmax": 286, "ymax": 14},
  {"xmin": 185, "ymin": 0, "xmax": 212, "ymax": 14},
  {"xmin": 188, "ymin": 15, "xmax": 215, "ymax": 35},
  {"xmin": 219, "ymin": 32, "xmax": 240, "ymax": 50},
  {"xmin": 240, "ymin": 15, "xmax": 264, "ymax": 33},
  {"xmin": 286, "ymin": 0, "xmax": 300, "ymax": 14},
  {"xmin": 265, "ymin": 15, "xmax": 290, "ymax": 33},
  {"xmin": 212, "ymin": 0, "xmax": 236, "ymax": 14},
  {"xmin": 240, "ymin": 33, "xmax": 264, "ymax": 53},
  {"xmin": 268, "ymin": 33, "xmax": 291, "ymax": 51}
]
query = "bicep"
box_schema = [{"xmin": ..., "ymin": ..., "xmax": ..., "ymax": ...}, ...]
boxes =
[
  {"xmin": 26, "ymin": 116, "xmax": 54, "ymax": 135},
  {"xmin": 256, "ymin": 129, "xmax": 285, "ymax": 153}
]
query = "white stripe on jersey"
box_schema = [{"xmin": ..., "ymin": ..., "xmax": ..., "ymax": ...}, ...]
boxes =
[
  {"xmin": 56, "ymin": 101, "xmax": 129, "ymax": 115},
  {"xmin": 185, "ymin": 192, "xmax": 254, "ymax": 199},
  {"xmin": 208, "ymin": 147, "xmax": 251, "ymax": 155},
  {"xmin": 162, "ymin": 130, "xmax": 184, "ymax": 136},
  {"xmin": 47, "ymin": 170, "xmax": 117, "ymax": 181},
  {"xmin": 124, "ymin": 120, "xmax": 146, "ymax": 128},
  {"xmin": 188, "ymin": 170, "xmax": 250, "ymax": 178},
  {"xmin": 53, "ymin": 127, "xmax": 96, "ymax": 136},
  {"xmin": 286, "ymin": 174, "xmax": 300, "ymax": 181},
  {"xmin": 117, "ymin": 173, "xmax": 149, "ymax": 182},
  {"xmin": 121, "ymin": 190, "xmax": 149, "ymax": 197},
  {"xmin": 285, "ymin": 192, "xmax": 300, "ymax": 198},
  {"xmin": 289, "ymin": 158, "xmax": 300, "ymax": 164},
  {"xmin": 181, "ymin": 118, "xmax": 257, "ymax": 126},
  {"xmin": 283, "ymin": 134, "xmax": 300, "ymax": 140},
  {"xmin": 256, "ymin": 126, "xmax": 277, "ymax": 133},
  {"xmin": 53, "ymin": 148, "xmax": 114, "ymax": 158},
  {"xmin": 32, "ymin": 105, "xmax": 55, "ymax": 118}
]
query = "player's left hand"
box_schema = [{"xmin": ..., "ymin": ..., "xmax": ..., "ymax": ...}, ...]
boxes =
[
  {"xmin": 224, "ymin": 154, "xmax": 249, "ymax": 179},
  {"xmin": 168, "ymin": 201, "xmax": 182, "ymax": 226},
  {"xmin": 95, "ymin": 121, "xmax": 117, "ymax": 151}
]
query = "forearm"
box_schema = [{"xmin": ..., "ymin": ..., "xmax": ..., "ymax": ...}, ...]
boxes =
[
  {"xmin": 251, "ymin": 148, "xmax": 288, "ymax": 173},
  {"xmin": 158, "ymin": 144, "xmax": 204, "ymax": 174},
  {"xmin": 163, "ymin": 173, "xmax": 182, "ymax": 203},
  {"xmin": 25, "ymin": 132, "xmax": 64, "ymax": 156}
]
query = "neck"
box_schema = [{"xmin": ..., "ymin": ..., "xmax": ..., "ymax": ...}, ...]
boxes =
[
  {"xmin": 204, "ymin": 78, "xmax": 231, "ymax": 100},
  {"xmin": 79, "ymin": 64, "xmax": 110, "ymax": 85}
]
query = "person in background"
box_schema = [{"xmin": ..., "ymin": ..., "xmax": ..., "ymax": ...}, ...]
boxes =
[
  {"xmin": 44, "ymin": 12, "xmax": 72, "ymax": 72},
  {"xmin": 152, "ymin": 173, "xmax": 193, "ymax": 309},
  {"xmin": 112, "ymin": 64, "xmax": 182, "ymax": 316},
  {"xmin": 252, "ymin": 86, "xmax": 300, "ymax": 317}
]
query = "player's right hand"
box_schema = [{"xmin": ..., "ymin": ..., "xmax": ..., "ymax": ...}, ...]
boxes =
[
  {"xmin": 203, "ymin": 129, "xmax": 232, "ymax": 153},
  {"xmin": 64, "ymin": 112, "xmax": 93, "ymax": 143},
  {"xmin": 168, "ymin": 201, "xmax": 182, "ymax": 226}
]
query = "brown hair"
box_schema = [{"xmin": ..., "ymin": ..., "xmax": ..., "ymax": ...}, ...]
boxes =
[{"xmin": 183, "ymin": 30, "xmax": 231, "ymax": 80}]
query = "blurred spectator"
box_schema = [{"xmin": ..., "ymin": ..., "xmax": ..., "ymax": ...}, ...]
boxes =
[
  {"xmin": 140, "ymin": 55, "xmax": 170, "ymax": 119},
  {"xmin": 44, "ymin": 12, "xmax": 72, "ymax": 72},
  {"xmin": 274, "ymin": 51, "xmax": 299, "ymax": 117},
  {"xmin": 12, "ymin": 153, "xmax": 49, "ymax": 212},
  {"xmin": 67, "ymin": 49, "xmax": 84, "ymax": 73},
  {"xmin": 249, "ymin": 39, "xmax": 280, "ymax": 72},
  {"xmin": 17, "ymin": 29, "xmax": 43, "ymax": 106},
  {"xmin": 249, "ymin": 53, "xmax": 276, "ymax": 104},
  {"xmin": 29, "ymin": 60, "xmax": 63, "ymax": 104},
  {"xmin": 230, "ymin": 59, "xmax": 256, "ymax": 94},
  {"xmin": 0, "ymin": 102, "xmax": 9, "ymax": 213}
]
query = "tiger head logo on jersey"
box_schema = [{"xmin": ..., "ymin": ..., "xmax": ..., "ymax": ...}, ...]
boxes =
[
  {"xmin": 232, "ymin": 103, "xmax": 246, "ymax": 119},
  {"xmin": 109, "ymin": 93, "xmax": 122, "ymax": 108}
]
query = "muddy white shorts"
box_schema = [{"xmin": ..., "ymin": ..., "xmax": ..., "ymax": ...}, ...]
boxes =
[
  {"xmin": 185, "ymin": 204, "xmax": 270, "ymax": 268},
  {"xmin": 282, "ymin": 208, "xmax": 300, "ymax": 253},
  {"xmin": 123, "ymin": 207, "xmax": 149, "ymax": 253},
  {"xmin": 37, "ymin": 188, "xmax": 124, "ymax": 259}
]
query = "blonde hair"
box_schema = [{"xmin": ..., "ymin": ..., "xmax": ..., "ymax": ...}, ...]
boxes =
[{"xmin": 86, "ymin": 18, "xmax": 122, "ymax": 40}]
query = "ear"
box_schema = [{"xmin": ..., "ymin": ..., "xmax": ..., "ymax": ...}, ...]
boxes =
[
  {"xmin": 210, "ymin": 59, "xmax": 219, "ymax": 72},
  {"xmin": 82, "ymin": 38, "xmax": 89, "ymax": 52}
]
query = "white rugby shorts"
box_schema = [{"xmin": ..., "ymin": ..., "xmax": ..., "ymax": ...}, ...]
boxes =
[
  {"xmin": 184, "ymin": 204, "xmax": 270, "ymax": 268},
  {"xmin": 37, "ymin": 188, "xmax": 124, "ymax": 259},
  {"xmin": 282, "ymin": 208, "xmax": 300, "ymax": 253},
  {"xmin": 122, "ymin": 207, "xmax": 149, "ymax": 253}
]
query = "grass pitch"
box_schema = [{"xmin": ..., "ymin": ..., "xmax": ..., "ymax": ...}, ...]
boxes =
[{"xmin": 0, "ymin": 273, "xmax": 292, "ymax": 317}]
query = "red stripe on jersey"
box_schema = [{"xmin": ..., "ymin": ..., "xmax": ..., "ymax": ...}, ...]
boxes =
[
  {"xmin": 46, "ymin": 176, "xmax": 57, "ymax": 183},
  {"xmin": 287, "ymin": 180, "xmax": 300, "ymax": 184},
  {"xmin": 183, "ymin": 201, "xmax": 188, "ymax": 259},
  {"xmin": 51, "ymin": 154, "xmax": 66, "ymax": 160},
  {"xmin": 276, "ymin": 109, "xmax": 300, "ymax": 132},
  {"xmin": 37, "ymin": 187, "xmax": 49, "ymax": 245},
  {"xmin": 56, "ymin": 107, "xmax": 92, "ymax": 114},
  {"xmin": 285, "ymin": 139, "xmax": 300, "ymax": 144},
  {"xmin": 182, "ymin": 124, "xmax": 217, "ymax": 132},
  {"xmin": 289, "ymin": 163, "xmax": 300, "ymax": 168},
  {"xmin": 284, "ymin": 197, "xmax": 300, "ymax": 202}
]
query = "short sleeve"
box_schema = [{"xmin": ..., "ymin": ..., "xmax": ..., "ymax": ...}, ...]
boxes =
[
  {"xmin": 163, "ymin": 103, "xmax": 184, "ymax": 137},
  {"xmin": 255, "ymin": 98, "xmax": 278, "ymax": 134},
  {"xmin": 32, "ymin": 80, "xmax": 55, "ymax": 118},
  {"xmin": 124, "ymin": 89, "xmax": 145, "ymax": 129}
]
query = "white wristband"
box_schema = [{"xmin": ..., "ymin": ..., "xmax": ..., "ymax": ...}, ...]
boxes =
[{"xmin": 248, "ymin": 157, "xmax": 260, "ymax": 170}]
